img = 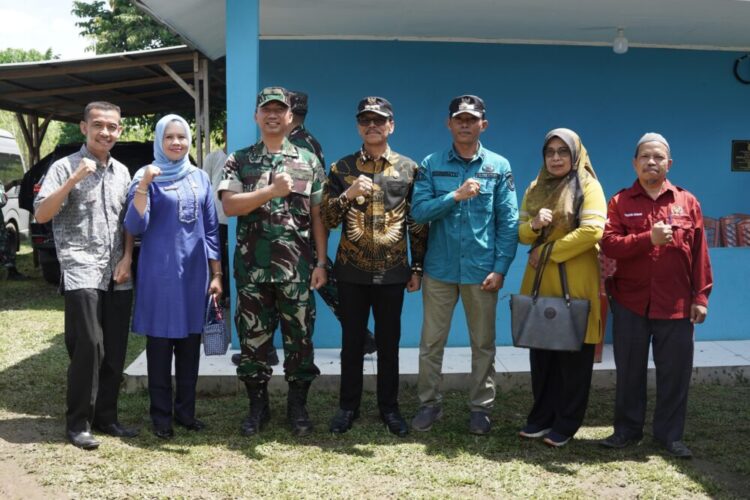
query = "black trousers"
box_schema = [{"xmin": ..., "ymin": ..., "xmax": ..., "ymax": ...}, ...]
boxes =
[
  {"xmin": 146, "ymin": 334, "xmax": 202, "ymax": 429},
  {"xmin": 338, "ymin": 281, "xmax": 405, "ymax": 414},
  {"xmin": 64, "ymin": 286, "xmax": 133, "ymax": 433},
  {"xmin": 612, "ymin": 300, "xmax": 694, "ymax": 444},
  {"xmin": 526, "ymin": 343, "xmax": 596, "ymax": 437},
  {"xmin": 218, "ymin": 224, "xmax": 229, "ymax": 296}
]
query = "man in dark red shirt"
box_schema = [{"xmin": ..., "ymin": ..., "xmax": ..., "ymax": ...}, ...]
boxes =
[{"xmin": 599, "ymin": 133, "xmax": 712, "ymax": 459}]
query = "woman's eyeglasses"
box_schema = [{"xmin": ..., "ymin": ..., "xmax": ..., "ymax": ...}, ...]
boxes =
[{"xmin": 544, "ymin": 147, "xmax": 571, "ymax": 158}]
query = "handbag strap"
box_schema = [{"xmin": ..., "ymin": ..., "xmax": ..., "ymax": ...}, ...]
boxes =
[
  {"xmin": 530, "ymin": 241, "xmax": 555, "ymax": 300},
  {"xmin": 558, "ymin": 262, "xmax": 573, "ymax": 307},
  {"xmin": 204, "ymin": 294, "xmax": 222, "ymax": 323}
]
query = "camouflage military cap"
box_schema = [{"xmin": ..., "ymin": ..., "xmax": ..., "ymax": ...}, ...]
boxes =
[
  {"xmin": 257, "ymin": 86, "xmax": 290, "ymax": 108},
  {"xmin": 289, "ymin": 91, "xmax": 308, "ymax": 116},
  {"xmin": 356, "ymin": 96, "xmax": 393, "ymax": 118}
]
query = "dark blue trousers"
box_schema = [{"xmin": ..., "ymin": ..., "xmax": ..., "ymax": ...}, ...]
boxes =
[{"xmin": 146, "ymin": 334, "xmax": 202, "ymax": 429}]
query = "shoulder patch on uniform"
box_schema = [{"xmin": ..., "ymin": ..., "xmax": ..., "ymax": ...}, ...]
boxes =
[{"xmin": 504, "ymin": 172, "xmax": 515, "ymax": 191}]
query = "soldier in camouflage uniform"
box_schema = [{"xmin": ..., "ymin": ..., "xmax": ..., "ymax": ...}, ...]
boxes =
[
  {"xmin": 287, "ymin": 90, "xmax": 377, "ymax": 355},
  {"xmin": 0, "ymin": 181, "xmax": 26, "ymax": 280},
  {"xmin": 218, "ymin": 87, "xmax": 328, "ymax": 437}
]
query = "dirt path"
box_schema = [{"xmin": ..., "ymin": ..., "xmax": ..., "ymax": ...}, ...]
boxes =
[{"xmin": 0, "ymin": 448, "xmax": 66, "ymax": 499}]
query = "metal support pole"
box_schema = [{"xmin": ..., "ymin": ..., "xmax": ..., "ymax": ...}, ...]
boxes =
[
  {"xmin": 202, "ymin": 58, "xmax": 210, "ymax": 157},
  {"xmin": 193, "ymin": 52, "xmax": 203, "ymax": 167}
]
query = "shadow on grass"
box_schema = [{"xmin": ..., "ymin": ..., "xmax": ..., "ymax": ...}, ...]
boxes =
[{"xmin": 2, "ymin": 245, "xmax": 749, "ymax": 496}]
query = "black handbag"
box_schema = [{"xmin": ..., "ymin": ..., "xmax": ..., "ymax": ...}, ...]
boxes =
[{"xmin": 510, "ymin": 242, "xmax": 590, "ymax": 351}]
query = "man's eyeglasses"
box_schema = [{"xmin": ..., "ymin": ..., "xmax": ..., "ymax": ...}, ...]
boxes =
[
  {"xmin": 544, "ymin": 147, "xmax": 571, "ymax": 158},
  {"xmin": 357, "ymin": 116, "xmax": 389, "ymax": 126}
]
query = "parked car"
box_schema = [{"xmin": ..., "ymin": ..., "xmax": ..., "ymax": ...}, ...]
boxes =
[
  {"xmin": 20, "ymin": 142, "xmax": 157, "ymax": 284},
  {"xmin": 0, "ymin": 129, "xmax": 29, "ymax": 255}
]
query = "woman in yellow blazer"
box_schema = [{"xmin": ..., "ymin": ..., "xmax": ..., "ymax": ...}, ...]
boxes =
[{"xmin": 517, "ymin": 128, "xmax": 606, "ymax": 447}]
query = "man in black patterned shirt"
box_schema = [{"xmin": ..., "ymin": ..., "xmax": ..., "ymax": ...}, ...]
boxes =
[{"xmin": 322, "ymin": 96, "xmax": 427, "ymax": 436}]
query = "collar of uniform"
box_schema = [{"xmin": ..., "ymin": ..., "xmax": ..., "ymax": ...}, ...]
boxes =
[
  {"xmin": 258, "ymin": 138, "xmax": 299, "ymax": 158},
  {"xmin": 448, "ymin": 142, "xmax": 485, "ymax": 163},
  {"xmin": 289, "ymin": 123, "xmax": 305, "ymax": 136},
  {"xmin": 628, "ymin": 178, "xmax": 677, "ymax": 198},
  {"xmin": 358, "ymin": 144, "xmax": 395, "ymax": 165},
  {"xmin": 79, "ymin": 144, "xmax": 113, "ymax": 170}
]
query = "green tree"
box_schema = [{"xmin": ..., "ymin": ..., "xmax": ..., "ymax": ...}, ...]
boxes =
[
  {"xmin": 0, "ymin": 48, "xmax": 56, "ymax": 64},
  {"xmin": 0, "ymin": 48, "xmax": 63, "ymax": 166},
  {"xmin": 71, "ymin": 1, "xmax": 224, "ymax": 152},
  {"xmin": 72, "ymin": 0, "xmax": 181, "ymax": 54}
]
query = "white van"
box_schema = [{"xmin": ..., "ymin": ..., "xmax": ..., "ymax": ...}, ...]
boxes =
[{"xmin": 0, "ymin": 129, "xmax": 29, "ymax": 252}]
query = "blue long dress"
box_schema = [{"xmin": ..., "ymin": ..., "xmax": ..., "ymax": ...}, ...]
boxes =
[{"xmin": 124, "ymin": 167, "xmax": 220, "ymax": 338}]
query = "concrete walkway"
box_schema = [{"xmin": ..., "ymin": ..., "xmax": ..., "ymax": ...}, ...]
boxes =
[{"xmin": 123, "ymin": 340, "xmax": 750, "ymax": 395}]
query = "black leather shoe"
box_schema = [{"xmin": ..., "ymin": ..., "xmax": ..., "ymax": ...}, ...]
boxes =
[
  {"xmin": 599, "ymin": 433, "xmax": 643, "ymax": 449},
  {"xmin": 664, "ymin": 440, "xmax": 693, "ymax": 459},
  {"xmin": 363, "ymin": 332, "xmax": 377, "ymax": 355},
  {"xmin": 176, "ymin": 418, "xmax": 206, "ymax": 431},
  {"xmin": 268, "ymin": 348, "xmax": 280, "ymax": 366},
  {"xmin": 329, "ymin": 409, "xmax": 358, "ymax": 434},
  {"xmin": 153, "ymin": 427, "xmax": 174, "ymax": 439},
  {"xmin": 231, "ymin": 353, "xmax": 241, "ymax": 365},
  {"xmin": 67, "ymin": 430, "xmax": 100, "ymax": 450},
  {"xmin": 381, "ymin": 411, "xmax": 409, "ymax": 437},
  {"xmin": 93, "ymin": 422, "xmax": 139, "ymax": 438}
]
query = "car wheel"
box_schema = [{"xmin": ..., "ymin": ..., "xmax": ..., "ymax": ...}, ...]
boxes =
[
  {"xmin": 5, "ymin": 221, "xmax": 18, "ymax": 253},
  {"xmin": 37, "ymin": 248, "xmax": 61, "ymax": 285}
]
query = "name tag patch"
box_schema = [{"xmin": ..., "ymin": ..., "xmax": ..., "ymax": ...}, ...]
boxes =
[{"xmin": 433, "ymin": 171, "xmax": 458, "ymax": 177}]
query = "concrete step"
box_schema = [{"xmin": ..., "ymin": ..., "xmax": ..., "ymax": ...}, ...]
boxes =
[{"xmin": 123, "ymin": 340, "xmax": 750, "ymax": 395}]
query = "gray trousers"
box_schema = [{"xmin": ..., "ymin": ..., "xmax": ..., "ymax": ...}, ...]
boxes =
[
  {"xmin": 612, "ymin": 300, "xmax": 694, "ymax": 444},
  {"xmin": 417, "ymin": 274, "xmax": 498, "ymax": 412}
]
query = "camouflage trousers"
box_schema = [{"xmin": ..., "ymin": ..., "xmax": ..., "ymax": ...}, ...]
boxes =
[
  {"xmin": 236, "ymin": 281, "xmax": 320, "ymax": 383},
  {"xmin": 0, "ymin": 210, "xmax": 15, "ymax": 269}
]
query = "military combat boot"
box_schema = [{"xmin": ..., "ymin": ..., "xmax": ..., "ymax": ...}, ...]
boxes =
[
  {"xmin": 240, "ymin": 381, "xmax": 270, "ymax": 436},
  {"xmin": 287, "ymin": 380, "xmax": 313, "ymax": 437}
]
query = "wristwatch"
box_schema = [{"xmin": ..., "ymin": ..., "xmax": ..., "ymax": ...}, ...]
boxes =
[{"xmin": 315, "ymin": 262, "xmax": 327, "ymax": 269}]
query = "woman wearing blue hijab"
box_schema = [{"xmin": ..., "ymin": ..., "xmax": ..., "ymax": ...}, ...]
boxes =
[{"xmin": 125, "ymin": 114, "xmax": 222, "ymax": 439}]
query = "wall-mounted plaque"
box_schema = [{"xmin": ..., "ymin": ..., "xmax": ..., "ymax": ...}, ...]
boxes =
[{"xmin": 732, "ymin": 140, "xmax": 750, "ymax": 172}]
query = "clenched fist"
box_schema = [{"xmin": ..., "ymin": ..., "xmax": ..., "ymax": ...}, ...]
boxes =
[
  {"xmin": 651, "ymin": 220, "xmax": 673, "ymax": 246},
  {"xmin": 345, "ymin": 175, "xmax": 374, "ymax": 200},
  {"xmin": 270, "ymin": 172, "xmax": 293, "ymax": 198},
  {"xmin": 453, "ymin": 178, "xmax": 480, "ymax": 201},
  {"xmin": 531, "ymin": 208, "xmax": 553, "ymax": 231},
  {"xmin": 72, "ymin": 158, "xmax": 97, "ymax": 184}
]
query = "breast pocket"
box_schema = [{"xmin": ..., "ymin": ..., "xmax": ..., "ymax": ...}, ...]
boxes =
[
  {"xmin": 434, "ymin": 176, "xmax": 459, "ymax": 195},
  {"xmin": 623, "ymin": 217, "xmax": 649, "ymax": 235},
  {"xmin": 385, "ymin": 180, "xmax": 408, "ymax": 198},
  {"xmin": 671, "ymin": 216, "xmax": 695, "ymax": 248},
  {"xmin": 287, "ymin": 173, "xmax": 313, "ymax": 231},
  {"xmin": 72, "ymin": 184, "xmax": 99, "ymax": 208}
]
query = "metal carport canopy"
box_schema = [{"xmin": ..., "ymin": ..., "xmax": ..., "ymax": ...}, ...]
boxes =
[{"xmin": 0, "ymin": 45, "xmax": 226, "ymax": 165}]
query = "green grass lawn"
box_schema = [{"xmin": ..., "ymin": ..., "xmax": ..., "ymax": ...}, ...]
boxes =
[{"xmin": 1, "ymin": 244, "xmax": 749, "ymax": 499}]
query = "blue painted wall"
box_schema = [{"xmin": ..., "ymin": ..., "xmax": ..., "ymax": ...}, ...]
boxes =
[
  {"xmin": 226, "ymin": 0, "xmax": 258, "ymax": 349},
  {"xmin": 226, "ymin": 39, "xmax": 750, "ymax": 347}
]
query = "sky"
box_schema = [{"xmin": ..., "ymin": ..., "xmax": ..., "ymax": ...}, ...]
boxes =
[{"xmin": 0, "ymin": 0, "xmax": 94, "ymax": 59}]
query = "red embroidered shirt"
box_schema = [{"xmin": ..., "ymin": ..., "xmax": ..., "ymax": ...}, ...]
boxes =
[{"xmin": 601, "ymin": 180, "xmax": 713, "ymax": 319}]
